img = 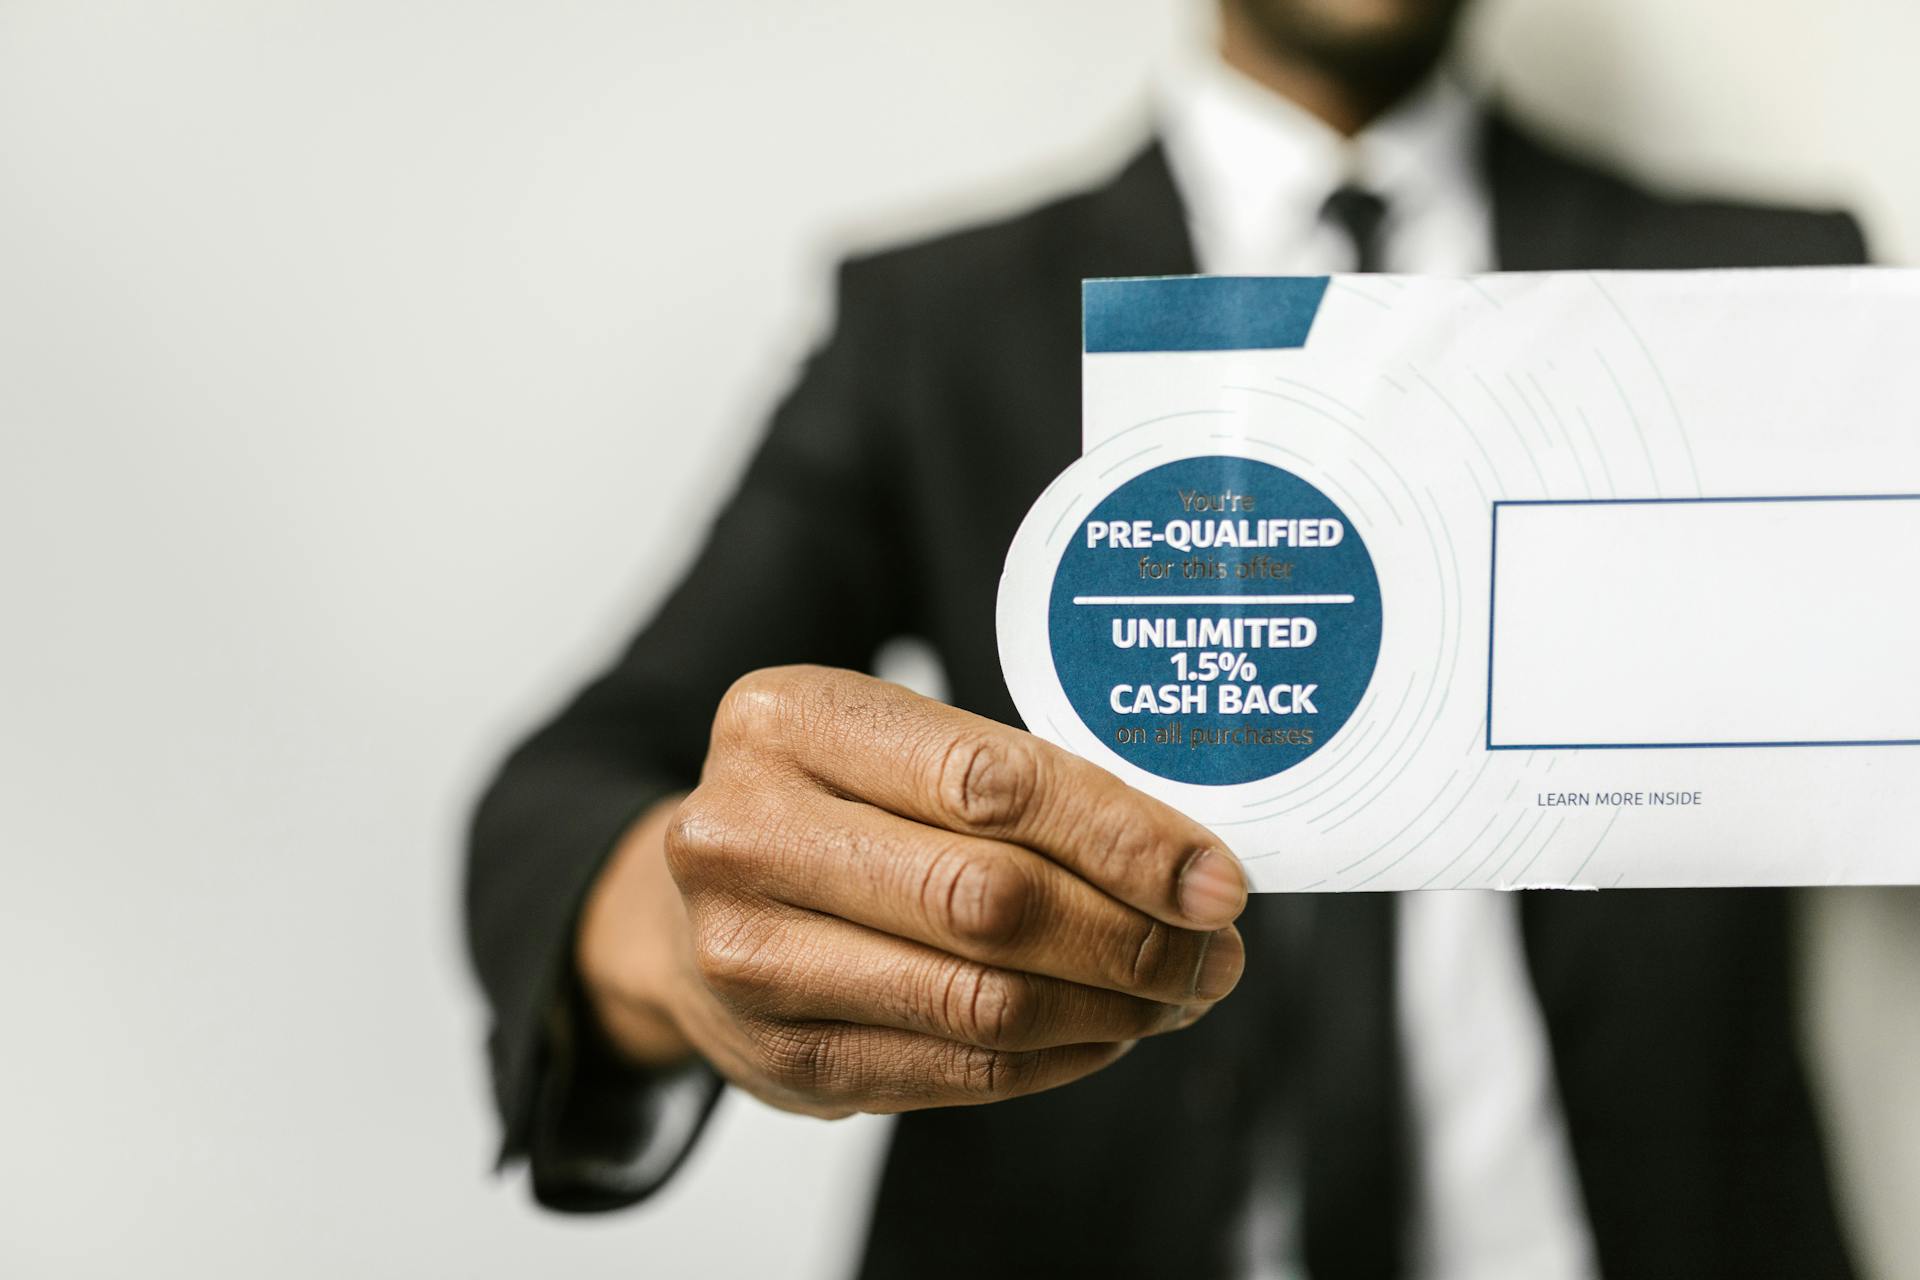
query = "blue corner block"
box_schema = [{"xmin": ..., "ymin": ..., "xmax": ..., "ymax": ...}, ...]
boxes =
[{"xmin": 1082, "ymin": 275, "xmax": 1330, "ymax": 354}]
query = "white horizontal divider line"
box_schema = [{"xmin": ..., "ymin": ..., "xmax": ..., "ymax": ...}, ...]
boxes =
[{"xmin": 1071, "ymin": 594, "xmax": 1355, "ymax": 605}]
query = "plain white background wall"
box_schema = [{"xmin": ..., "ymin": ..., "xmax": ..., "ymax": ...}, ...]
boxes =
[{"xmin": 1, "ymin": 2, "xmax": 1915, "ymax": 1276}]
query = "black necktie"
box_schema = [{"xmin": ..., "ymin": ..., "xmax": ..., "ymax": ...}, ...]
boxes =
[
  {"xmin": 1297, "ymin": 893, "xmax": 1405, "ymax": 1279},
  {"xmin": 1321, "ymin": 183, "xmax": 1390, "ymax": 274},
  {"xmin": 1296, "ymin": 183, "xmax": 1406, "ymax": 1280}
]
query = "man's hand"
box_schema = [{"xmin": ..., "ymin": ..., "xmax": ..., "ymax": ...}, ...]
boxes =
[{"xmin": 576, "ymin": 665, "xmax": 1248, "ymax": 1118}]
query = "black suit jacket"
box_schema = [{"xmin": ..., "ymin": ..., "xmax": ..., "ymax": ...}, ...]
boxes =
[{"xmin": 467, "ymin": 118, "xmax": 1866, "ymax": 1278}]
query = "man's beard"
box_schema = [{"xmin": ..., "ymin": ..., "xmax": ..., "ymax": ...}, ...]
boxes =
[{"xmin": 1233, "ymin": 0, "xmax": 1464, "ymax": 100}]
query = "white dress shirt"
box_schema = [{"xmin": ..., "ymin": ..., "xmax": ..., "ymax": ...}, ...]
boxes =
[{"xmin": 1158, "ymin": 56, "xmax": 1601, "ymax": 1280}]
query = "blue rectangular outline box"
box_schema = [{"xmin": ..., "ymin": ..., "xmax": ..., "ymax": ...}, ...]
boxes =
[{"xmin": 1484, "ymin": 493, "xmax": 1920, "ymax": 751}]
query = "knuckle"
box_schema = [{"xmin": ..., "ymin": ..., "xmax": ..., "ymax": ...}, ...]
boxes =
[
  {"xmin": 944, "ymin": 964, "xmax": 1037, "ymax": 1050},
  {"xmin": 666, "ymin": 779, "xmax": 816, "ymax": 891},
  {"xmin": 1117, "ymin": 917, "xmax": 1176, "ymax": 993},
  {"xmin": 661, "ymin": 792, "xmax": 720, "ymax": 875},
  {"xmin": 933, "ymin": 730, "xmax": 1038, "ymax": 830},
  {"xmin": 954, "ymin": 1043, "xmax": 1041, "ymax": 1100},
  {"xmin": 662, "ymin": 789, "xmax": 774, "ymax": 890},
  {"xmin": 758, "ymin": 1023, "xmax": 837, "ymax": 1093},
  {"xmin": 689, "ymin": 905, "xmax": 787, "ymax": 1003},
  {"xmin": 925, "ymin": 845, "xmax": 1033, "ymax": 950},
  {"xmin": 715, "ymin": 666, "xmax": 804, "ymax": 745}
]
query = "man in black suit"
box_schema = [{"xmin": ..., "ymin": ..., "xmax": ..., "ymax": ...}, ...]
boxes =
[{"xmin": 467, "ymin": 1, "xmax": 1865, "ymax": 1274}]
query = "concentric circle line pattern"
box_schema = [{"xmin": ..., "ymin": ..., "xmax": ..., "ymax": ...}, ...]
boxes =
[
  {"xmin": 1565, "ymin": 802, "xmax": 1628, "ymax": 885},
  {"xmin": 1589, "ymin": 271, "xmax": 1703, "ymax": 495},
  {"xmin": 1337, "ymin": 280, "xmax": 1399, "ymax": 311},
  {"xmin": 1464, "ymin": 280, "xmax": 1505, "ymax": 311},
  {"xmin": 1331, "ymin": 493, "xmax": 1502, "ymax": 887},
  {"xmin": 1269, "ymin": 373, "xmax": 1363, "ymax": 420},
  {"xmin": 1507, "ymin": 370, "xmax": 1595, "ymax": 495},
  {"xmin": 1472, "ymin": 368, "xmax": 1551, "ymax": 492},
  {"xmin": 1044, "ymin": 492, "xmax": 1096, "ymax": 548},
  {"xmin": 1571, "ymin": 402, "xmax": 1619, "ymax": 496},
  {"xmin": 1594, "ymin": 346, "xmax": 1663, "ymax": 497},
  {"xmin": 1508, "ymin": 813, "xmax": 1571, "ymax": 883},
  {"xmin": 1489, "ymin": 809, "xmax": 1555, "ymax": 884},
  {"xmin": 1409, "ymin": 365, "xmax": 1503, "ymax": 497},
  {"xmin": 1462, "ymin": 460, "xmax": 1494, "ymax": 513},
  {"xmin": 1223, "ymin": 710, "xmax": 1381, "ymax": 821},
  {"xmin": 1335, "ymin": 768, "xmax": 1459, "ymax": 877},
  {"xmin": 1095, "ymin": 406, "xmax": 1236, "ymax": 451},
  {"xmin": 1450, "ymin": 808, "xmax": 1533, "ymax": 890},
  {"xmin": 1235, "ymin": 437, "xmax": 1388, "ymax": 545},
  {"xmin": 1097, "ymin": 442, "xmax": 1164, "ymax": 479},
  {"xmin": 1240, "ymin": 671, "xmax": 1417, "ymax": 824},
  {"xmin": 1306, "ymin": 487, "xmax": 1458, "ymax": 832},
  {"xmin": 1213, "ymin": 724, "xmax": 1384, "ymax": 830},
  {"xmin": 1349, "ymin": 751, "xmax": 1496, "ymax": 887},
  {"xmin": 1225, "ymin": 384, "xmax": 1417, "ymax": 527},
  {"xmin": 1417, "ymin": 808, "xmax": 1506, "ymax": 890},
  {"xmin": 1198, "ymin": 401, "xmax": 1409, "ymax": 799},
  {"xmin": 1202, "ymin": 381, "xmax": 1449, "ymax": 818}
]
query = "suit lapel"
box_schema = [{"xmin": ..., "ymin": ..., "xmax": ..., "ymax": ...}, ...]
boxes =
[
  {"xmin": 1076, "ymin": 140, "xmax": 1200, "ymax": 281},
  {"xmin": 1486, "ymin": 114, "xmax": 1616, "ymax": 272}
]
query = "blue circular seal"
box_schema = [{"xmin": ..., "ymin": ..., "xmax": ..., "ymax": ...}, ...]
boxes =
[{"xmin": 1048, "ymin": 456, "xmax": 1382, "ymax": 786}]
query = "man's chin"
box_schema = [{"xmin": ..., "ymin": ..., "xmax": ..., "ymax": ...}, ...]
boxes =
[{"xmin": 1235, "ymin": 0, "xmax": 1463, "ymax": 84}]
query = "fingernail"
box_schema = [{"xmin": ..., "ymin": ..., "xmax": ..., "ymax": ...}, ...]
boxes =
[
  {"xmin": 1178, "ymin": 847, "xmax": 1248, "ymax": 927},
  {"xmin": 1194, "ymin": 928, "xmax": 1244, "ymax": 1000}
]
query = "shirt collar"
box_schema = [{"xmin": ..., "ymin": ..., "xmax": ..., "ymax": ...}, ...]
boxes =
[{"xmin": 1157, "ymin": 52, "xmax": 1484, "ymax": 268}]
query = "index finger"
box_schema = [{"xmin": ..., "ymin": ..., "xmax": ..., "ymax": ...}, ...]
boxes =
[{"xmin": 747, "ymin": 666, "xmax": 1249, "ymax": 930}]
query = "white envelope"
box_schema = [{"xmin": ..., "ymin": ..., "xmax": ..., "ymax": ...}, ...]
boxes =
[{"xmin": 996, "ymin": 269, "xmax": 1920, "ymax": 890}]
